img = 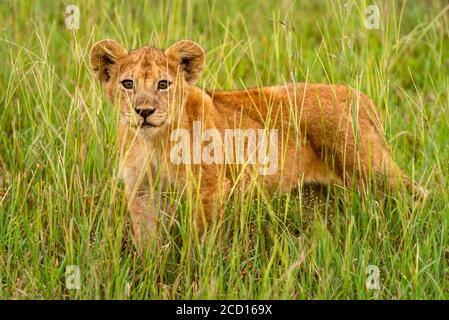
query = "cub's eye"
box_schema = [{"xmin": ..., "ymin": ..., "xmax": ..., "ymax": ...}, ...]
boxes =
[
  {"xmin": 121, "ymin": 79, "xmax": 134, "ymax": 90},
  {"xmin": 157, "ymin": 80, "xmax": 171, "ymax": 90}
]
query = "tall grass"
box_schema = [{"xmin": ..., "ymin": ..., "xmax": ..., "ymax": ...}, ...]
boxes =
[{"xmin": 0, "ymin": 0, "xmax": 448, "ymax": 299}]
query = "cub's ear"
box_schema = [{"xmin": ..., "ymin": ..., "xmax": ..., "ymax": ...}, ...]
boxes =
[
  {"xmin": 90, "ymin": 39, "xmax": 128, "ymax": 83},
  {"xmin": 165, "ymin": 40, "xmax": 205, "ymax": 83}
]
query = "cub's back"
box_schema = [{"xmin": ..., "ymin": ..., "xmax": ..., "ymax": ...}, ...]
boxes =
[{"xmin": 205, "ymin": 83, "xmax": 357, "ymax": 127}]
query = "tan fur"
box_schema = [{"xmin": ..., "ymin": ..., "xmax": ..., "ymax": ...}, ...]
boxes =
[{"xmin": 90, "ymin": 39, "xmax": 426, "ymax": 246}]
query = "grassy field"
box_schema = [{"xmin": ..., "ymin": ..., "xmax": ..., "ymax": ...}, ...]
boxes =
[{"xmin": 0, "ymin": 0, "xmax": 448, "ymax": 299}]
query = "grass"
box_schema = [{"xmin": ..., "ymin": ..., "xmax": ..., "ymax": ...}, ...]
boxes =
[{"xmin": 0, "ymin": 0, "xmax": 448, "ymax": 299}]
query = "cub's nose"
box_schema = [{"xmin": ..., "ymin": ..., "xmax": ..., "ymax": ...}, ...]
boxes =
[{"xmin": 134, "ymin": 108, "xmax": 155, "ymax": 119}]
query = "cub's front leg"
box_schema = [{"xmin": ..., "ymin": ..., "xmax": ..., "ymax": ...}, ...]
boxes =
[
  {"xmin": 195, "ymin": 167, "xmax": 231, "ymax": 234},
  {"xmin": 122, "ymin": 166, "xmax": 159, "ymax": 246},
  {"xmin": 127, "ymin": 192, "xmax": 157, "ymax": 246}
]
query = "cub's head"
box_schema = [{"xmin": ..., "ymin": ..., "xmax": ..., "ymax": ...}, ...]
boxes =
[{"xmin": 89, "ymin": 39, "xmax": 205, "ymax": 136}]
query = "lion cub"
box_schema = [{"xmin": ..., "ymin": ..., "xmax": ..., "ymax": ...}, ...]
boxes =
[{"xmin": 90, "ymin": 39, "xmax": 426, "ymax": 245}]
